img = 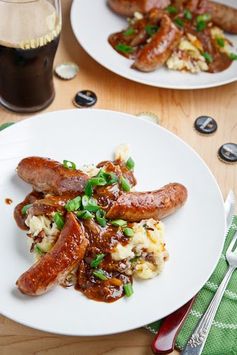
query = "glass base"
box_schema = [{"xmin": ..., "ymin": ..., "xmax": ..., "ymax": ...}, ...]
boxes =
[{"xmin": 0, "ymin": 92, "xmax": 55, "ymax": 113}]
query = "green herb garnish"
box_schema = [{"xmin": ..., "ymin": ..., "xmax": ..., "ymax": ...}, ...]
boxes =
[
  {"xmin": 216, "ymin": 37, "xmax": 225, "ymax": 48},
  {"xmin": 229, "ymin": 53, "xmax": 237, "ymax": 61},
  {"xmin": 111, "ymin": 219, "xmax": 127, "ymax": 227},
  {"xmin": 196, "ymin": 13, "xmax": 212, "ymax": 23},
  {"xmin": 202, "ymin": 52, "xmax": 213, "ymax": 63},
  {"xmin": 145, "ymin": 24, "xmax": 159, "ymax": 37},
  {"xmin": 115, "ymin": 43, "xmax": 134, "ymax": 54},
  {"xmin": 65, "ymin": 196, "xmax": 81, "ymax": 212},
  {"xmin": 53, "ymin": 212, "xmax": 65, "ymax": 230},
  {"xmin": 63, "ymin": 160, "xmax": 76, "ymax": 170},
  {"xmin": 120, "ymin": 176, "xmax": 131, "ymax": 192},
  {"xmin": 184, "ymin": 9, "xmax": 192, "ymax": 20},
  {"xmin": 91, "ymin": 254, "xmax": 105, "ymax": 268},
  {"xmin": 123, "ymin": 283, "xmax": 134, "ymax": 297},
  {"xmin": 196, "ymin": 20, "xmax": 206, "ymax": 31},
  {"xmin": 21, "ymin": 204, "xmax": 32, "ymax": 215},
  {"xmin": 123, "ymin": 227, "xmax": 134, "ymax": 237},
  {"xmin": 77, "ymin": 210, "xmax": 94, "ymax": 219},
  {"xmin": 96, "ymin": 209, "xmax": 107, "ymax": 227},
  {"xmin": 174, "ymin": 18, "xmax": 184, "ymax": 28},
  {"xmin": 166, "ymin": 5, "xmax": 178, "ymax": 14},
  {"xmin": 126, "ymin": 157, "xmax": 135, "ymax": 171},
  {"xmin": 123, "ymin": 28, "xmax": 135, "ymax": 36},
  {"xmin": 34, "ymin": 244, "xmax": 44, "ymax": 256},
  {"xmin": 93, "ymin": 269, "xmax": 108, "ymax": 281}
]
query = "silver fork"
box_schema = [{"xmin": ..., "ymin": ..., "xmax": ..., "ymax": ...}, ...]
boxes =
[{"xmin": 182, "ymin": 224, "xmax": 237, "ymax": 355}]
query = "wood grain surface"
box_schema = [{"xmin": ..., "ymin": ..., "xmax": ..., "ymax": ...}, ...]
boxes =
[{"xmin": 0, "ymin": 1, "xmax": 236, "ymax": 354}]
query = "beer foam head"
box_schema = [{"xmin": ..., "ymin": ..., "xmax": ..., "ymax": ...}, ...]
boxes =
[{"xmin": 0, "ymin": 0, "xmax": 61, "ymax": 48}]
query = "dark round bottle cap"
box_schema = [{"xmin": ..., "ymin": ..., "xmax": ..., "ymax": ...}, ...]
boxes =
[
  {"xmin": 218, "ymin": 143, "xmax": 237, "ymax": 163},
  {"xmin": 73, "ymin": 90, "xmax": 97, "ymax": 108},
  {"xmin": 194, "ymin": 116, "xmax": 217, "ymax": 134}
]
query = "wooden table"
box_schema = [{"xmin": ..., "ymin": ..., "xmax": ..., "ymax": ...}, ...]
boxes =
[{"xmin": 0, "ymin": 1, "xmax": 236, "ymax": 354}]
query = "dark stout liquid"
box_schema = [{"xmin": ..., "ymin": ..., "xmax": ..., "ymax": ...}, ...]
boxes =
[{"xmin": 0, "ymin": 35, "xmax": 60, "ymax": 112}]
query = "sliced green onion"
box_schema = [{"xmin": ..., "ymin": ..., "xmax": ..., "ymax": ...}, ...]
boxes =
[
  {"xmin": 145, "ymin": 24, "xmax": 159, "ymax": 37},
  {"xmin": 63, "ymin": 160, "xmax": 76, "ymax": 170},
  {"xmin": 123, "ymin": 28, "xmax": 135, "ymax": 36},
  {"xmin": 124, "ymin": 283, "xmax": 134, "ymax": 297},
  {"xmin": 82, "ymin": 196, "xmax": 100, "ymax": 212},
  {"xmin": 84, "ymin": 176, "xmax": 107, "ymax": 197},
  {"xmin": 53, "ymin": 212, "xmax": 65, "ymax": 230},
  {"xmin": 174, "ymin": 18, "xmax": 184, "ymax": 28},
  {"xmin": 97, "ymin": 169, "xmax": 118, "ymax": 185},
  {"xmin": 126, "ymin": 157, "xmax": 135, "ymax": 170},
  {"xmin": 123, "ymin": 227, "xmax": 134, "ymax": 237},
  {"xmin": 111, "ymin": 219, "xmax": 127, "ymax": 227},
  {"xmin": 21, "ymin": 203, "xmax": 32, "ymax": 215},
  {"xmin": 120, "ymin": 176, "xmax": 131, "ymax": 192},
  {"xmin": 196, "ymin": 20, "xmax": 206, "ymax": 31},
  {"xmin": 34, "ymin": 244, "xmax": 44, "ymax": 256},
  {"xmin": 216, "ymin": 37, "xmax": 225, "ymax": 47},
  {"xmin": 93, "ymin": 269, "xmax": 108, "ymax": 281},
  {"xmin": 96, "ymin": 209, "xmax": 107, "ymax": 227},
  {"xmin": 85, "ymin": 181, "xmax": 93, "ymax": 197},
  {"xmin": 202, "ymin": 52, "xmax": 213, "ymax": 63},
  {"xmin": 166, "ymin": 5, "xmax": 178, "ymax": 14},
  {"xmin": 184, "ymin": 9, "xmax": 192, "ymax": 20},
  {"xmin": 115, "ymin": 43, "xmax": 134, "ymax": 54},
  {"xmin": 196, "ymin": 13, "xmax": 212, "ymax": 23},
  {"xmin": 229, "ymin": 53, "xmax": 237, "ymax": 61},
  {"xmin": 91, "ymin": 254, "xmax": 105, "ymax": 268},
  {"xmin": 77, "ymin": 210, "xmax": 94, "ymax": 219},
  {"xmin": 65, "ymin": 196, "xmax": 81, "ymax": 212}
]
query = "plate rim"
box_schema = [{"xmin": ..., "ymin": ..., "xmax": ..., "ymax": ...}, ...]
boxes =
[
  {"xmin": 0, "ymin": 108, "xmax": 226, "ymax": 336},
  {"xmin": 70, "ymin": 0, "xmax": 237, "ymax": 90}
]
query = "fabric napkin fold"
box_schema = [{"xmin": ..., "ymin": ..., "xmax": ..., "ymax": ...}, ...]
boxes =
[{"xmin": 146, "ymin": 216, "xmax": 237, "ymax": 355}]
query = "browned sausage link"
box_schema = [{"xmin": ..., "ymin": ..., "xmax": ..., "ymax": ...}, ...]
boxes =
[
  {"xmin": 17, "ymin": 157, "xmax": 89, "ymax": 195},
  {"xmin": 107, "ymin": 0, "xmax": 170, "ymax": 17},
  {"xmin": 16, "ymin": 213, "xmax": 88, "ymax": 296},
  {"xmin": 14, "ymin": 191, "xmax": 44, "ymax": 230},
  {"xmin": 207, "ymin": 1, "xmax": 237, "ymax": 34},
  {"xmin": 28, "ymin": 194, "xmax": 77, "ymax": 217},
  {"xmin": 106, "ymin": 183, "xmax": 188, "ymax": 222},
  {"xmin": 133, "ymin": 14, "xmax": 182, "ymax": 72}
]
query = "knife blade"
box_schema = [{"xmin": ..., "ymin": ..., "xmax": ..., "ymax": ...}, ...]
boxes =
[{"xmin": 151, "ymin": 190, "xmax": 235, "ymax": 355}]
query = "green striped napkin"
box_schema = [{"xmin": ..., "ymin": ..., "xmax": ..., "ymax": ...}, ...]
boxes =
[{"xmin": 146, "ymin": 216, "xmax": 237, "ymax": 355}]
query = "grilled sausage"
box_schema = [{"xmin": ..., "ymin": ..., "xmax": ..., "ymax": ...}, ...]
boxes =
[
  {"xmin": 207, "ymin": 1, "xmax": 237, "ymax": 34},
  {"xmin": 27, "ymin": 194, "xmax": 77, "ymax": 217},
  {"xmin": 133, "ymin": 14, "xmax": 182, "ymax": 72},
  {"xmin": 16, "ymin": 213, "xmax": 88, "ymax": 296},
  {"xmin": 17, "ymin": 157, "xmax": 88, "ymax": 196},
  {"xmin": 106, "ymin": 183, "xmax": 188, "ymax": 221},
  {"xmin": 107, "ymin": 0, "xmax": 170, "ymax": 17}
]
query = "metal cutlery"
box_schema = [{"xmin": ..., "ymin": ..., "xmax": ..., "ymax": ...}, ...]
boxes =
[{"xmin": 152, "ymin": 190, "xmax": 235, "ymax": 355}]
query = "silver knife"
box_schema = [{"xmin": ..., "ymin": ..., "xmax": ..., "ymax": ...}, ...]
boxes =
[{"xmin": 181, "ymin": 190, "xmax": 235, "ymax": 355}]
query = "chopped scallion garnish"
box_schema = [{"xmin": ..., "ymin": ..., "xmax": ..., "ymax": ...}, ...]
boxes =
[
  {"xmin": 65, "ymin": 196, "xmax": 81, "ymax": 212},
  {"xmin": 123, "ymin": 227, "xmax": 134, "ymax": 237},
  {"xmin": 120, "ymin": 176, "xmax": 131, "ymax": 192},
  {"xmin": 123, "ymin": 283, "xmax": 134, "ymax": 297},
  {"xmin": 34, "ymin": 244, "xmax": 44, "ymax": 256},
  {"xmin": 21, "ymin": 203, "xmax": 32, "ymax": 215},
  {"xmin": 123, "ymin": 28, "xmax": 135, "ymax": 36},
  {"xmin": 174, "ymin": 18, "xmax": 184, "ymax": 28},
  {"xmin": 196, "ymin": 20, "xmax": 206, "ymax": 31},
  {"xmin": 53, "ymin": 212, "xmax": 65, "ymax": 230},
  {"xmin": 63, "ymin": 160, "xmax": 76, "ymax": 170},
  {"xmin": 202, "ymin": 52, "xmax": 213, "ymax": 63},
  {"xmin": 77, "ymin": 210, "xmax": 94, "ymax": 219},
  {"xmin": 93, "ymin": 269, "xmax": 108, "ymax": 281},
  {"xmin": 184, "ymin": 9, "xmax": 192, "ymax": 20},
  {"xmin": 96, "ymin": 209, "xmax": 107, "ymax": 227},
  {"xmin": 166, "ymin": 5, "xmax": 178, "ymax": 14},
  {"xmin": 111, "ymin": 219, "xmax": 127, "ymax": 227},
  {"xmin": 145, "ymin": 24, "xmax": 159, "ymax": 37},
  {"xmin": 229, "ymin": 53, "xmax": 237, "ymax": 61},
  {"xmin": 196, "ymin": 13, "xmax": 212, "ymax": 23},
  {"xmin": 216, "ymin": 37, "xmax": 225, "ymax": 48},
  {"xmin": 91, "ymin": 254, "xmax": 105, "ymax": 268},
  {"xmin": 126, "ymin": 157, "xmax": 135, "ymax": 170},
  {"xmin": 115, "ymin": 43, "xmax": 134, "ymax": 54}
]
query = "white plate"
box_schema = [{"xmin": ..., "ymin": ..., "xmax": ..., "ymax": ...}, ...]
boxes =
[
  {"xmin": 0, "ymin": 109, "xmax": 225, "ymax": 336},
  {"xmin": 70, "ymin": 0, "xmax": 237, "ymax": 90}
]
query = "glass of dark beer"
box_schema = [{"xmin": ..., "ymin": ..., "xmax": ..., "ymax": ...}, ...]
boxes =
[{"xmin": 0, "ymin": 0, "xmax": 61, "ymax": 113}]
